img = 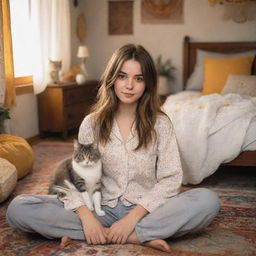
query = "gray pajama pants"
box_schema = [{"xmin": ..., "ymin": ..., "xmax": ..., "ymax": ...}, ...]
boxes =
[{"xmin": 6, "ymin": 188, "xmax": 220, "ymax": 243}]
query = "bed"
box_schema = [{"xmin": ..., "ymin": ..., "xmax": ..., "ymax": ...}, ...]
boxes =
[{"xmin": 162, "ymin": 36, "xmax": 256, "ymax": 184}]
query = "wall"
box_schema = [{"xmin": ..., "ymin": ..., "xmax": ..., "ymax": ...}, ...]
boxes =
[
  {"xmin": 10, "ymin": 93, "xmax": 38, "ymax": 138},
  {"xmin": 82, "ymin": 0, "xmax": 256, "ymax": 93},
  {"xmin": 9, "ymin": 0, "xmax": 256, "ymax": 139}
]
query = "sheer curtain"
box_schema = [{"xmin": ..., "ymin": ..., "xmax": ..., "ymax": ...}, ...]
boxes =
[
  {"xmin": 31, "ymin": 0, "xmax": 71, "ymax": 94},
  {"xmin": 1, "ymin": 0, "xmax": 16, "ymax": 107}
]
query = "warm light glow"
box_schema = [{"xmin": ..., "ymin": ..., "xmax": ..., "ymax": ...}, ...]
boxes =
[
  {"xmin": 9, "ymin": 0, "xmax": 32, "ymax": 77},
  {"xmin": 77, "ymin": 46, "xmax": 89, "ymax": 58}
]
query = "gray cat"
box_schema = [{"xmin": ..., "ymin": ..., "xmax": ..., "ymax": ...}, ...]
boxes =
[{"xmin": 48, "ymin": 139, "xmax": 105, "ymax": 216}]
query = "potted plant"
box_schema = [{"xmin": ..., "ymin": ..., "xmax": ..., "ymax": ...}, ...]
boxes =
[
  {"xmin": 0, "ymin": 107, "xmax": 10, "ymax": 133},
  {"xmin": 156, "ymin": 55, "xmax": 175, "ymax": 95}
]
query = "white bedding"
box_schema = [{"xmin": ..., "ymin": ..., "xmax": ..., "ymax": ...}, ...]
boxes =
[{"xmin": 162, "ymin": 91, "xmax": 256, "ymax": 185}]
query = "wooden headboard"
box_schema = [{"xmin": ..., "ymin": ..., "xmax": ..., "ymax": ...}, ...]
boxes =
[{"xmin": 183, "ymin": 36, "xmax": 256, "ymax": 89}]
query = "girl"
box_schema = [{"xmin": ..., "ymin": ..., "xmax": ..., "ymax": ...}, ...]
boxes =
[{"xmin": 6, "ymin": 44, "xmax": 220, "ymax": 253}]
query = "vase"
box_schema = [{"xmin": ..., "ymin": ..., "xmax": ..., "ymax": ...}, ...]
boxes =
[
  {"xmin": 76, "ymin": 73, "xmax": 86, "ymax": 85},
  {"xmin": 0, "ymin": 119, "xmax": 11, "ymax": 134},
  {"xmin": 158, "ymin": 76, "xmax": 171, "ymax": 96}
]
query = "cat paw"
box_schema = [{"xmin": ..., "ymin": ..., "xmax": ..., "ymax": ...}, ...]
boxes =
[
  {"xmin": 96, "ymin": 210, "xmax": 106, "ymax": 216},
  {"xmin": 87, "ymin": 205, "xmax": 94, "ymax": 211}
]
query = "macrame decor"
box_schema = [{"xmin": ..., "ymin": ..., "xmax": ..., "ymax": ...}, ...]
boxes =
[{"xmin": 209, "ymin": 0, "xmax": 256, "ymax": 23}]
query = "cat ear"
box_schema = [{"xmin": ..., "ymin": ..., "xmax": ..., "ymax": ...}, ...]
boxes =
[{"xmin": 73, "ymin": 139, "xmax": 80, "ymax": 150}]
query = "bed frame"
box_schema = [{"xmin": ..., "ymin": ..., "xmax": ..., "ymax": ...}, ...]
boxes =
[{"xmin": 182, "ymin": 36, "xmax": 256, "ymax": 166}]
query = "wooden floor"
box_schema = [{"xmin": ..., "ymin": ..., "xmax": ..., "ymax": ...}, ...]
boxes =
[{"xmin": 27, "ymin": 129, "xmax": 78, "ymax": 146}]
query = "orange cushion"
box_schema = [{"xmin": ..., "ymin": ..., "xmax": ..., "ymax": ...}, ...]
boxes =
[
  {"xmin": 201, "ymin": 55, "xmax": 254, "ymax": 95},
  {"xmin": 0, "ymin": 134, "xmax": 34, "ymax": 179}
]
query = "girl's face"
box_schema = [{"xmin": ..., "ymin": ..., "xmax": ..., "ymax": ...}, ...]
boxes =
[{"xmin": 114, "ymin": 59, "xmax": 146, "ymax": 106}]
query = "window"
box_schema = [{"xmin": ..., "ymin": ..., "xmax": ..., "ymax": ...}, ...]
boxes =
[{"xmin": 9, "ymin": 0, "xmax": 33, "ymax": 86}]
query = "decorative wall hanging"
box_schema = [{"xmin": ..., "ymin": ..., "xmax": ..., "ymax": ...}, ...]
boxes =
[
  {"xmin": 76, "ymin": 13, "xmax": 86, "ymax": 43},
  {"xmin": 208, "ymin": 0, "xmax": 256, "ymax": 23},
  {"xmin": 141, "ymin": 0, "xmax": 184, "ymax": 24},
  {"xmin": 108, "ymin": 1, "xmax": 133, "ymax": 35}
]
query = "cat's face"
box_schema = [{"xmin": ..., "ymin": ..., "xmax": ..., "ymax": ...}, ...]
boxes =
[
  {"xmin": 73, "ymin": 140, "xmax": 100, "ymax": 167},
  {"xmin": 49, "ymin": 60, "xmax": 62, "ymax": 69}
]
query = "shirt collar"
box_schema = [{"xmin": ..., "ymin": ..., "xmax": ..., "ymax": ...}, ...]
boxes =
[{"xmin": 112, "ymin": 118, "xmax": 136, "ymax": 143}]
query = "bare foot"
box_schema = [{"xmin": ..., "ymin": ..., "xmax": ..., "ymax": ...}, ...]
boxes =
[
  {"xmin": 127, "ymin": 231, "xmax": 171, "ymax": 253},
  {"xmin": 144, "ymin": 239, "xmax": 171, "ymax": 253},
  {"xmin": 60, "ymin": 236, "xmax": 71, "ymax": 249}
]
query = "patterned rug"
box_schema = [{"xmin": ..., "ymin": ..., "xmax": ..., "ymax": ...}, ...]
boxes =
[{"xmin": 0, "ymin": 141, "xmax": 255, "ymax": 256}]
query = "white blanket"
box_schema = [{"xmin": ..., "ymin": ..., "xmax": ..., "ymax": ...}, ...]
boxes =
[{"xmin": 162, "ymin": 91, "xmax": 256, "ymax": 185}]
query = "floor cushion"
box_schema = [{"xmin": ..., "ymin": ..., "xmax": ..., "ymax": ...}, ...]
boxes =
[
  {"xmin": 0, "ymin": 158, "xmax": 17, "ymax": 202},
  {"xmin": 0, "ymin": 134, "xmax": 34, "ymax": 179}
]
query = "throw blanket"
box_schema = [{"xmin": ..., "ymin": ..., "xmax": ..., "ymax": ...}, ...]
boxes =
[{"xmin": 162, "ymin": 91, "xmax": 256, "ymax": 185}]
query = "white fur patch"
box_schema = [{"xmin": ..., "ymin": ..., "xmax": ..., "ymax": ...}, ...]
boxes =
[
  {"xmin": 64, "ymin": 180, "xmax": 77, "ymax": 190},
  {"xmin": 72, "ymin": 160, "xmax": 102, "ymax": 192}
]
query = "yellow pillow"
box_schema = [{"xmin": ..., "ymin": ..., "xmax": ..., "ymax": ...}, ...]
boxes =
[{"xmin": 201, "ymin": 55, "xmax": 254, "ymax": 95}]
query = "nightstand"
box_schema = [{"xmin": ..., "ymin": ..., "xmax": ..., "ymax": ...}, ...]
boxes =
[{"xmin": 37, "ymin": 80, "xmax": 99, "ymax": 139}]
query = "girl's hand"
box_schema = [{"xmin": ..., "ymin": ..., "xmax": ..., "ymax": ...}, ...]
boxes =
[
  {"xmin": 82, "ymin": 215, "xmax": 108, "ymax": 245},
  {"xmin": 107, "ymin": 214, "xmax": 137, "ymax": 244},
  {"xmin": 107, "ymin": 204, "xmax": 149, "ymax": 244},
  {"xmin": 76, "ymin": 206, "xmax": 108, "ymax": 245}
]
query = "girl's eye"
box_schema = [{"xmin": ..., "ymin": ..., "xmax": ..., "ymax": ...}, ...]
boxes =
[
  {"xmin": 118, "ymin": 74, "xmax": 126, "ymax": 80},
  {"xmin": 135, "ymin": 76, "xmax": 144, "ymax": 82}
]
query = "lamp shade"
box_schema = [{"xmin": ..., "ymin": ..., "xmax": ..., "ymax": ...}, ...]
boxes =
[{"xmin": 77, "ymin": 46, "xmax": 89, "ymax": 58}]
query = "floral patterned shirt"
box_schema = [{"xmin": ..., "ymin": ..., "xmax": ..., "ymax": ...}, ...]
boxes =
[{"xmin": 78, "ymin": 113, "xmax": 183, "ymax": 213}]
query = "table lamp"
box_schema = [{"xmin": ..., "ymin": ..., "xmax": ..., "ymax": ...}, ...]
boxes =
[{"xmin": 76, "ymin": 45, "xmax": 89, "ymax": 84}]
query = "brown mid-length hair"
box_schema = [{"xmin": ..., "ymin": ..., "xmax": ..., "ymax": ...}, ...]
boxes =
[{"xmin": 91, "ymin": 44, "xmax": 166, "ymax": 150}]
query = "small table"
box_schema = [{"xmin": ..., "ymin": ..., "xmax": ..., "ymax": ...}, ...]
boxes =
[{"xmin": 37, "ymin": 80, "xmax": 99, "ymax": 139}]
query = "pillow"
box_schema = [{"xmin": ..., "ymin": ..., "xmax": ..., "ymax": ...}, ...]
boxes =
[
  {"xmin": 186, "ymin": 49, "xmax": 256, "ymax": 91},
  {"xmin": 0, "ymin": 134, "xmax": 34, "ymax": 179},
  {"xmin": 0, "ymin": 157, "xmax": 17, "ymax": 203},
  {"xmin": 201, "ymin": 55, "xmax": 254, "ymax": 95},
  {"xmin": 221, "ymin": 75, "xmax": 256, "ymax": 97}
]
